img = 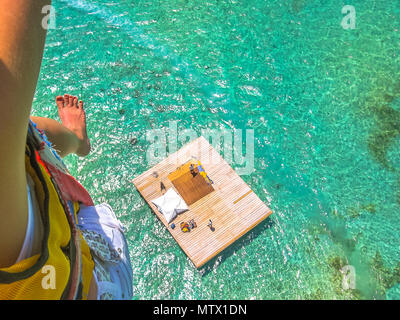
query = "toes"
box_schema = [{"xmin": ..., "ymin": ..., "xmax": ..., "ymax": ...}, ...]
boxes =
[
  {"xmin": 72, "ymin": 96, "xmax": 79, "ymax": 108},
  {"xmin": 64, "ymin": 94, "xmax": 70, "ymax": 106},
  {"xmin": 61, "ymin": 94, "xmax": 82, "ymax": 109},
  {"xmin": 56, "ymin": 96, "xmax": 65, "ymax": 109}
]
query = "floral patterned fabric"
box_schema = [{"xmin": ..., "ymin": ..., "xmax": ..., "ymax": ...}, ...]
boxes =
[
  {"xmin": 77, "ymin": 204, "xmax": 133, "ymax": 300},
  {"xmin": 80, "ymin": 229, "xmax": 121, "ymax": 300}
]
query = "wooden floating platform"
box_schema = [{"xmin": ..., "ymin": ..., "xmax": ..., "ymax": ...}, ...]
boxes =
[{"xmin": 132, "ymin": 136, "xmax": 272, "ymax": 268}]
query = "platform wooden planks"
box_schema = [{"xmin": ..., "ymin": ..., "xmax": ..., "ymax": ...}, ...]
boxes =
[{"xmin": 132, "ymin": 136, "xmax": 272, "ymax": 268}]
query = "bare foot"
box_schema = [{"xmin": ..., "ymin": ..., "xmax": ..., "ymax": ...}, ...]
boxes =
[{"xmin": 56, "ymin": 94, "xmax": 91, "ymax": 157}]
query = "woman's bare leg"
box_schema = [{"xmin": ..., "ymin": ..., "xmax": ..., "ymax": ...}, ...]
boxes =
[
  {"xmin": 0, "ymin": 0, "xmax": 51, "ymax": 268},
  {"xmin": 31, "ymin": 94, "xmax": 91, "ymax": 158},
  {"xmin": 0, "ymin": 1, "xmax": 98, "ymax": 298}
]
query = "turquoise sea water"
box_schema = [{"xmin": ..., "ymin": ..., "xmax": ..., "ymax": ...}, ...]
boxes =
[{"xmin": 32, "ymin": 0, "xmax": 400, "ymax": 299}]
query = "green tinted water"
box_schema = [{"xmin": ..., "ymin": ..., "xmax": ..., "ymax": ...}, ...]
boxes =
[{"xmin": 32, "ymin": 0, "xmax": 400, "ymax": 299}]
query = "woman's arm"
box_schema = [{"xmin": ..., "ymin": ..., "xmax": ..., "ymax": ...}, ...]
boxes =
[{"xmin": 0, "ymin": 0, "xmax": 51, "ymax": 267}]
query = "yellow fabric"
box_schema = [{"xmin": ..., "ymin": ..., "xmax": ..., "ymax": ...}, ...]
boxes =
[
  {"xmin": 167, "ymin": 159, "xmax": 198, "ymax": 181},
  {"xmin": 0, "ymin": 153, "xmax": 94, "ymax": 300},
  {"xmin": 196, "ymin": 160, "xmax": 210, "ymax": 181}
]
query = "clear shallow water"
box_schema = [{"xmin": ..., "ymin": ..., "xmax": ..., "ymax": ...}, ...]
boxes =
[{"xmin": 32, "ymin": 0, "xmax": 400, "ymax": 299}]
